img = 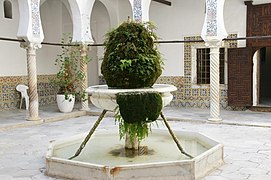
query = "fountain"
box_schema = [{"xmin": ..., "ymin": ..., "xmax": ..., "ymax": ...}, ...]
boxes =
[{"xmin": 45, "ymin": 21, "xmax": 223, "ymax": 180}]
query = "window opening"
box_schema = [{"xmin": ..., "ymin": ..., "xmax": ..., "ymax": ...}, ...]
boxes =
[
  {"xmin": 4, "ymin": 0, "xmax": 12, "ymax": 19},
  {"xmin": 197, "ymin": 48, "xmax": 225, "ymax": 84}
]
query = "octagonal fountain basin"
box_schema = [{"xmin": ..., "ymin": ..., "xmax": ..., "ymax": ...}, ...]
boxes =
[
  {"xmin": 86, "ymin": 84, "xmax": 177, "ymax": 111},
  {"xmin": 46, "ymin": 129, "xmax": 223, "ymax": 180}
]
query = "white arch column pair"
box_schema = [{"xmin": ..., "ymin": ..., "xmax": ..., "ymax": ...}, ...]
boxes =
[
  {"xmin": 68, "ymin": 0, "xmax": 96, "ymax": 111},
  {"xmin": 17, "ymin": 0, "xmax": 96, "ymax": 120},
  {"xmin": 201, "ymin": 0, "xmax": 228, "ymax": 122}
]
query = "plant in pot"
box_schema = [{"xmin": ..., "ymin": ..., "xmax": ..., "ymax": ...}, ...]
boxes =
[
  {"xmin": 52, "ymin": 34, "xmax": 89, "ymax": 113},
  {"xmin": 101, "ymin": 20, "xmax": 164, "ymax": 149}
]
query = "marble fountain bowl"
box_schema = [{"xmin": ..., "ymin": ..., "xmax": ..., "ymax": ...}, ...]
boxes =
[
  {"xmin": 87, "ymin": 84, "xmax": 177, "ymax": 111},
  {"xmin": 45, "ymin": 84, "xmax": 224, "ymax": 179},
  {"xmin": 45, "ymin": 130, "xmax": 223, "ymax": 180}
]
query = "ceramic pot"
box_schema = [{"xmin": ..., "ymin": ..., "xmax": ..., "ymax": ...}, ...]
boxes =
[{"xmin": 56, "ymin": 94, "xmax": 75, "ymax": 113}]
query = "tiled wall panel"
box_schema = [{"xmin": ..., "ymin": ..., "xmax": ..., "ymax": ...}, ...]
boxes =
[{"xmin": 0, "ymin": 75, "xmax": 57, "ymax": 111}]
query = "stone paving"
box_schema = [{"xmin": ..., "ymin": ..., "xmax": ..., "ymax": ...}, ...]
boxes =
[{"xmin": 0, "ymin": 105, "xmax": 271, "ymax": 180}]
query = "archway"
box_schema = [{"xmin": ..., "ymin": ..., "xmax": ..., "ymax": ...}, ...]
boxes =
[
  {"xmin": 253, "ymin": 47, "xmax": 271, "ymax": 106},
  {"xmin": 89, "ymin": 0, "xmax": 111, "ymax": 86},
  {"xmin": 39, "ymin": 0, "xmax": 73, "ymax": 75}
]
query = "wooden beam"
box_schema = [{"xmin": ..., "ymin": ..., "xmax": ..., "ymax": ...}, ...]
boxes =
[{"xmin": 153, "ymin": 0, "xmax": 171, "ymax": 6}]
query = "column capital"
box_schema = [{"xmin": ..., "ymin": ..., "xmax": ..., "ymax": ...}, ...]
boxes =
[
  {"xmin": 17, "ymin": 0, "xmax": 44, "ymax": 45},
  {"xmin": 201, "ymin": 0, "xmax": 228, "ymax": 42},
  {"xmin": 204, "ymin": 39, "xmax": 222, "ymax": 48},
  {"xmin": 20, "ymin": 41, "xmax": 42, "ymax": 50}
]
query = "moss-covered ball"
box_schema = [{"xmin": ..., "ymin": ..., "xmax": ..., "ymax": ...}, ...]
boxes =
[
  {"xmin": 101, "ymin": 21, "xmax": 163, "ymax": 89},
  {"xmin": 116, "ymin": 91, "xmax": 162, "ymax": 124}
]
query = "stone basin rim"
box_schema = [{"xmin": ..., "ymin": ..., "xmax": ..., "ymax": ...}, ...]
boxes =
[
  {"xmin": 86, "ymin": 84, "xmax": 177, "ymax": 95},
  {"xmin": 46, "ymin": 129, "xmax": 224, "ymax": 180}
]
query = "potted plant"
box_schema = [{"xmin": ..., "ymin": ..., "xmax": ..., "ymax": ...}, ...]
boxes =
[{"xmin": 52, "ymin": 34, "xmax": 89, "ymax": 113}]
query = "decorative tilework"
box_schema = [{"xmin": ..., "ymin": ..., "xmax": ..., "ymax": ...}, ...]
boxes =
[
  {"xmin": 37, "ymin": 75, "xmax": 58, "ymax": 106},
  {"xmin": 31, "ymin": 0, "xmax": 40, "ymax": 36},
  {"xmin": 227, "ymin": 34, "xmax": 238, "ymax": 48},
  {"xmin": 133, "ymin": 0, "xmax": 142, "ymax": 22},
  {"xmin": 0, "ymin": 75, "xmax": 57, "ymax": 111},
  {"xmin": 182, "ymin": 35, "xmax": 246, "ymax": 111},
  {"xmin": 206, "ymin": 0, "xmax": 217, "ymax": 36}
]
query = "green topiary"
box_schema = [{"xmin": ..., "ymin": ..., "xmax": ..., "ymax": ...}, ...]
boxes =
[
  {"xmin": 116, "ymin": 91, "xmax": 162, "ymax": 124},
  {"xmin": 101, "ymin": 21, "xmax": 163, "ymax": 89},
  {"xmin": 115, "ymin": 92, "xmax": 162, "ymax": 141}
]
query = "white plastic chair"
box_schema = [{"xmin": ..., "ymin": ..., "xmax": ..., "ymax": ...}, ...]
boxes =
[{"xmin": 16, "ymin": 84, "xmax": 29, "ymax": 110}]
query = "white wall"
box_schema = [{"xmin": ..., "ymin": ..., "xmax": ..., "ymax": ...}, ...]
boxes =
[
  {"xmin": 38, "ymin": 0, "xmax": 69, "ymax": 75},
  {"xmin": 117, "ymin": 0, "xmax": 132, "ymax": 23},
  {"xmin": 0, "ymin": 0, "xmax": 249, "ymax": 79},
  {"xmin": 89, "ymin": 0, "xmax": 111, "ymax": 85},
  {"xmin": 224, "ymin": 0, "xmax": 247, "ymax": 47},
  {"xmin": 149, "ymin": 0, "xmax": 247, "ymax": 76},
  {"xmin": 150, "ymin": 0, "xmax": 205, "ymax": 76},
  {"xmin": 0, "ymin": 0, "xmax": 27, "ymax": 76}
]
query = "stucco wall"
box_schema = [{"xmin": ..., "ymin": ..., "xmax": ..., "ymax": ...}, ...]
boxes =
[
  {"xmin": 90, "ymin": 0, "xmax": 111, "ymax": 85},
  {"xmin": 0, "ymin": 0, "xmax": 247, "ymax": 77},
  {"xmin": 0, "ymin": 0, "xmax": 26, "ymax": 76},
  {"xmin": 149, "ymin": 0, "xmax": 247, "ymax": 76},
  {"xmin": 38, "ymin": 0, "xmax": 66, "ymax": 75}
]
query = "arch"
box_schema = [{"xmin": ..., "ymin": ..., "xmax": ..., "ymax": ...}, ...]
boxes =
[
  {"xmin": 40, "ymin": 0, "xmax": 72, "ymax": 20},
  {"xmin": 89, "ymin": 1, "xmax": 111, "ymax": 85},
  {"xmin": 40, "ymin": 0, "xmax": 73, "ymax": 39},
  {"xmin": 4, "ymin": 0, "xmax": 12, "ymax": 19},
  {"xmin": 99, "ymin": 0, "xmax": 118, "ymax": 27},
  {"xmin": 38, "ymin": 0, "xmax": 73, "ymax": 75},
  {"xmin": 253, "ymin": 47, "xmax": 271, "ymax": 106},
  {"xmin": 253, "ymin": 49, "xmax": 260, "ymax": 106}
]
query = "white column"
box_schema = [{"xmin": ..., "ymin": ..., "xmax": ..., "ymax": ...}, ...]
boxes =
[
  {"xmin": 21, "ymin": 42, "xmax": 41, "ymax": 121},
  {"xmin": 80, "ymin": 44, "xmax": 90, "ymax": 110},
  {"xmin": 68, "ymin": 0, "xmax": 95, "ymax": 111},
  {"xmin": 207, "ymin": 41, "xmax": 222, "ymax": 121},
  {"xmin": 17, "ymin": 0, "xmax": 44, "ymax": 121},
  {"xmin": 201, "ymin": 0, "xmax": 228, "ymax": 122}
]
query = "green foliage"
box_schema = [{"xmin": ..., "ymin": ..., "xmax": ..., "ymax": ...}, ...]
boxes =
[
  {"xmin": 115, "ymin": 109, "xmax": 150, "ymax": 141},
  {"xmin": 51, "ymin": 33, "xmax": 90, "ymax": 100},
  {"xmin": 101, "ymin": 21, "xmax": 163, "ymax": 88},
  {"xmin": 115, "ymin": 91, "xmax": 162, "ymax": 141}
]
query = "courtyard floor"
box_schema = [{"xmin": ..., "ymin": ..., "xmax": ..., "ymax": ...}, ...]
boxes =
[{"xmin": 0, "ymin": 104, "xmax": 271, "ymax": 180}]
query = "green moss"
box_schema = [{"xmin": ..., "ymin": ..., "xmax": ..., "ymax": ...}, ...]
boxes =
[
  {"xmin": 101, "ymin": 21, "xmax": 163, "ymax": 89},
  {"xmin": 116, "ymin": 92, "xmax": 162, "ymax": 123},
  {"xmin": 115, "ymin": 91, "xmax": 162, "ymax": 141}
]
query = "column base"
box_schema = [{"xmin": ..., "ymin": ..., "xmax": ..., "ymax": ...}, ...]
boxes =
[
  {"xmin": 80, "ymin": 108, "xmax": 90, "ymax": 111},
  {"xmin": 27, "ymin": 116, "xmax": 42, "ymax": 121},
  {"xmin": 208, "ymin": 117, "xmax": 222, "ymax": 122}
]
